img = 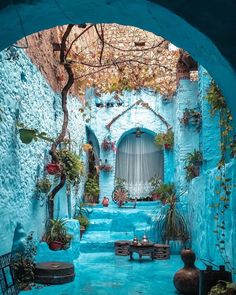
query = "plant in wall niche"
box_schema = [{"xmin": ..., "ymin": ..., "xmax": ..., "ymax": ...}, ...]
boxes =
[
  {"xmin": 17, "ymin": 123, "xmax": 54, "ymax": 144},
  {"xmin": 184, "ymin": 149, "xmax": 203, "ymax": 181},
  {"xmin": 206, "ymin": 80, "xmax": 236, "ymax": 272},
  {"xmin": 180, "ymin": 108, "xmax": 202, "ymax": 132},
  {"xmin": 155, "ymin": 129, "xmax": 174, "ymax": 150},
  {"xmin": 101, "ymin": 136, "xmax": 116, "ymax": 152},
  {"xmin": 155, "ymin": 195, "xmax": 189, "ymax": 245},
  {"xmin": 12, "ymin": 232, "xmax": 36, "ymax": 290},
  {"xmin": 84, "ymin": 174, "xmax": 100, "ymax": 204},
  {"xmin": 36, "ymin": 178, "xmax": 51, "ymax": 194},
  {"xmin": 209, "ymin": 281, "xmax": 236, "ymax": 295},
  {"xmin": 44, "ymin": 219, "xmax": 72, "ymax": 251}
]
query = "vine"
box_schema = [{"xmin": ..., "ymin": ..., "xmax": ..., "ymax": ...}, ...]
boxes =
[{"xmin": 206, "ymin": 80, "xmax": 235, "ymax": 272}]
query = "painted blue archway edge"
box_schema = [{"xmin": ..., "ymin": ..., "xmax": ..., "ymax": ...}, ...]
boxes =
[
  {"xmin": 116, "ymin": 127, "xmax": 156, "ymax": 147},
  {"xmin": 0, "ymin": 0, "xmax": 236, "ymax": 122}
]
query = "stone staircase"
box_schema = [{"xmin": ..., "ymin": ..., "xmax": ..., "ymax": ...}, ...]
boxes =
[{"xmin": 80, "ymin": 201, "xmax": 161, "ymax": 253}]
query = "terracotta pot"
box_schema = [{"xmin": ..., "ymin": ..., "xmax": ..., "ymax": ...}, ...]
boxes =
[
  {"xmin": 46, "ymin": 163, "xmax": 60, "ymax": 175},
  {"xmin": 48, "ymin": 241, "xmax": 63, "ymax": 251},
  {"xmin": 152, "ymin": 193, "xmax": 160, "ymax": 201},
  {"xmin": 173, "ymin": 249, "xmax": 200, "ymax": 295},
  {"xmin": 102, "ymin": 197, "xmax": 109, "ymax": 207},
  {"xmin": 164, "ymin": 143, "xmax": 171, "ymax": 150}
]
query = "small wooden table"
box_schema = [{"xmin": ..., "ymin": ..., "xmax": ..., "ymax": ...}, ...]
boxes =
[{"xmin": 129, "ymin": 243, "xmax": 155, "ymax": 262}]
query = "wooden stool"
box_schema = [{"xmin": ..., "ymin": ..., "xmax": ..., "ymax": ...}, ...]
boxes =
[
  {"xmin": 153, "ymin": 244, "xmax": 170, "ymax": 260},
  {"xmin": 114, "ymin": 240, "xmax": 131, "ymax": 256}
]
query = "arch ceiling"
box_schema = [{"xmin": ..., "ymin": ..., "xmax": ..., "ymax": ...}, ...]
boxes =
[{"xmin": 0, "ymin": 0, "xmax": 236, "ymax": 118}]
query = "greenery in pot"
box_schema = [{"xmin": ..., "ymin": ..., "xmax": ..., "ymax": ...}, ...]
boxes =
[
  {"xmin": 148, "ymin": 175, "xmax": 162, "ymax": 199},
  {"xmin": 180, "ymin": 108, "xmax": 202, "ymax": 132},
  {"xmin": 36, "ymin": 178, "xmax": 51, "ymax": 194},
  {"xmin": 12, "ymin": 232, "xmax": 36, "ymax": 290},
  {"xmin": 156, "ymin": 195, "xmax": 189, "ymax": 244},
  {"xmin": 208, "ymin": 281, "xmax": 236, "ymax": 295},
  {"xmin": 84, "ymin": 175, "xmax": 100, "ymax": 203},
  {"xmin": 184, "ymin": 149, "xmax": 203, "ymax": 181},
  {"xmin": 155, "ymin": 129, "xmax": 174, "ymax": 150},
  {"xmin": 44, "ymin": 219, "xmax": 72, "ymax": 250},
  {"xmin": 57, "ymin": 149, "xmax": 84, "ymax": 185},
  {"xmin": 155, "ymin": 182, "xmax": 176, "ymax": 204},
  {"xmin": 74, "ymin": 202, "xmax": 90, "ymax": 228}
]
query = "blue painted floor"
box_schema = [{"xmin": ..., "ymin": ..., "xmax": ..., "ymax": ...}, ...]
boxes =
[{"xmin": 26, "ymin": 253, "xmax": 204, "ymax": 295}]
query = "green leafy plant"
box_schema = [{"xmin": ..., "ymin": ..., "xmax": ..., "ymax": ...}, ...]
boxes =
[
  {"xmin": 148, "ymin": 175, "xmax": 162, "ymax": 196},
  {"xmin": 181, "ymin": 108, "xmax": 202, "ymax": 131},
  {"xmin": 17, "ymin": 123, "xmax": 53, "ymax": 144},
  {"xmin": 155, "ymin": 182, "xmax": 176, "ymax": 204},
  {"xmin": 44, "ymin": 219, "xmax": 71, "ymax": 246},
  {"xmin": 155, "ymin": 129, "xmax": 174, "ymax": 150},
  {"xmin": 36, "ymin": 178, "xmax": 51, "ymax": 194},
  {"xmin": 57, "ymin": 149, "xmax": 84, "ymax": 185},
  {"xmin": 156, "ymin": 196, "xmax": 189, "ymax": 244},
  {"xmin": 184, "ymin": 149, "xmax": 203, "ymax": 181},
  {"xmin": 78, "ymin": 215, "xmax": 90, "ymax": 228},
  {"xmin": 205, "ymin": 81, "xmax": 227, "ymax": 116},
  {"xmin": 84, "ymin": 175, "xmax": 100, "ymax": 203},
  {"xmin": 74, "ymin": 202, "xmax": 90, "ymax": 228},
  {"xmin": 12, "ymin": 232, "xmax": 36, "ymax": 290},
  {"xmin": 208, "ymin": 281, "xmax": 236, "ymax": 295}
]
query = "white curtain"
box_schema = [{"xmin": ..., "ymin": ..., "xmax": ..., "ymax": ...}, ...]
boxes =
[{"xmin": 115, "ymin": 133, "xmax": 163, "ymax": 199}]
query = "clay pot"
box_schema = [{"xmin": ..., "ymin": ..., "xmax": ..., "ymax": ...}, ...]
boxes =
[
  {"xmin": 102, "ymin": 197, "xmax": 109, "ymax": 207},
  {"xmin": 48, "ymin": 241, "xmax": 63, "ymax": 251},
  {"xmin": 152, "ymin": 193, "xmax": 160, "ymax": 201},
  {"xmin": 173, "ymin": 248, "xmax": 200, "ymax": 295},
  {"xmin": 46, "ymin": 163, "xmax": 60, "ymax": 175}
]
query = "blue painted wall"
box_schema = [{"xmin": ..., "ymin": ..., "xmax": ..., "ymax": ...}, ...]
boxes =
[{"xmin": 0, "ymin": 48, "xmax": 85, "ymax": 255}]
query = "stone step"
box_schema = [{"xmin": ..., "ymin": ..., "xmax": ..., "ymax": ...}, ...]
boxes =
[{"xmin": 87, "ymin": 218, "xmax": 112, "ymax": 231}]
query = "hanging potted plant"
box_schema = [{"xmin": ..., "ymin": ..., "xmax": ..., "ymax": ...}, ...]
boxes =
[
  {"xmin": 180, "ymin": 108, "xmax": 202, "ymax": 132},
  {"xmin": 99, "ymin": 159, "xmax": 113, "ymax": 172},
  {"xmin": 44, "ymin": 219, "xmax": 72, "ymax": 251},
  {"xmin": 155, "ymin": 129, "xmax": 174, "ymax": 150},
  {"xmin": 101, "ymin": 136, "xmax": 116, "ymax": 152},
  {"xmin": 184, "ymin": 149, "xmax": 203, "ymax": 181},
  {"xmin": 45, "ymin": 162, "xmax": 61, "ymax": 175},
  {"xmin": 82, "ymin": 143, "xmax": 93, "ymax": 153},
  {"xmin": 36, "ymin": 178, "xmax": 51, "ymax": 194}
]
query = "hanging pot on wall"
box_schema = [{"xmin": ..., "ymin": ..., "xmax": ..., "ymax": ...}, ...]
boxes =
[
  {"xmin": 173, "ymin": 248, "xmax": 200, "ymax": 295},
  {"xmin": 46, "ymin": 163, "xmax": 61, "ymax": 175}
]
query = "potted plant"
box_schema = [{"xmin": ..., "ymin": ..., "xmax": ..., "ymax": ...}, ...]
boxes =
[
  {"xmin": 57, "ymin": 149, "xmax": 84, "ymax": 185},
  {"xmin": 184, "ymin": 149, "xmax": 203, "ymax": 181},
  {"xmin": 148, "ymin": 175, "xmax": 162, "ymax": 200},
  {"xmin": 209, "ymin": 281, "xmax": 236, "ymax": 295},
  {"xmin": 84, "ymin": 174, "xmax": 100, "ymax": 203},
  {"xmin": 74, "ymin": 202, "xmax": 90, "ymax": 239},
  {"xmin": 46, "ymin": 162, "xmax": 61, "ymax": 175},
  {"xmin": 100, "ymin": 160, "xmax": 113, "ymax": 172},
  {"xmin": 155, "ymin": 129, "xmax": 174, "ymax": 150},
  {"xmin": 155, "ymin": 195, "xmax": 189, "ymax": 246},
  {"xmin": 36, "ymin": 178, "xmax": 51, "ymax": 193},
  {"xmin": 155, "ymin": 182, "xmax": 176, "ymax": 204},
  {"xmin": 180, "ymin": 108, "xmax": 202, "ymax": 131},
  {"xmin": 101, "ymin": 136, "xmax": 116, "ymax": 152},
  {"xmin": 44, "ymin": 219, "xmax": 72, "ymax": 251},
  {"xmin": 12, "ymin": 232, "xmax": 36, "ymax": 290}
]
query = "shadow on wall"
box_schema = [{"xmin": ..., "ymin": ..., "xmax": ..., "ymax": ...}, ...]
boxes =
[{"xmin": 11, "ymin": 222, "xmax": 27, "ymax": 255}]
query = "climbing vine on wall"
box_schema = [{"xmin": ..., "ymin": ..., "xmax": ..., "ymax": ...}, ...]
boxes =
[{"xmin": 206, "ymin": 80, "xmax": 235, "ymax": 272}]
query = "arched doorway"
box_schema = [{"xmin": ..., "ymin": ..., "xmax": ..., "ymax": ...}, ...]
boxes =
[{"xmin": 115, "ymin": 129, "xmax": 163, "ymax": 200}]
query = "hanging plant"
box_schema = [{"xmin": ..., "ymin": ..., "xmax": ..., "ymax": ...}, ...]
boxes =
[
  {"xmin": 184, "ymin": 150, "xmax": 203, "ymax": 181},
  {"xmin": 99, "ymin": 161, "xmax": 113, "ymax": 172},
  {"xmin": 57, "ymin": 149, "xmax": 84, "ymax": 185},
  {"xmin": 180, "ymin": 108, "xmax": 202, "ymax": 132},
  {"xmin": 17, "ymin": 123, "xmax": 53, "ymax": 144},
  {"xmin": 101, "ymin": 136, "xmax": 116, "ymax": 152},
  {"xmin": 206, "ymin": 80, "xmax": 235, "ymax": 272},
  {"xmin": 46, "ymin": 163, "xmax": 61, "ymax": 175},
  {"xmin": 36, "ymin": 178, "xmax": 51, "ymax": 194},
  {"xmin": 155, "ymin": 129, "xmax": 174, "ymax": 150},
  {"xmin": 82, "ymin": 143, "xmax": 93, "ymax": 152}
]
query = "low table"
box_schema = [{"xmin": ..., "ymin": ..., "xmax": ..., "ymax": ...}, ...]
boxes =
[{"xmin": 129, "ymin": 243, "xmax": 155, "ymax": 262}]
